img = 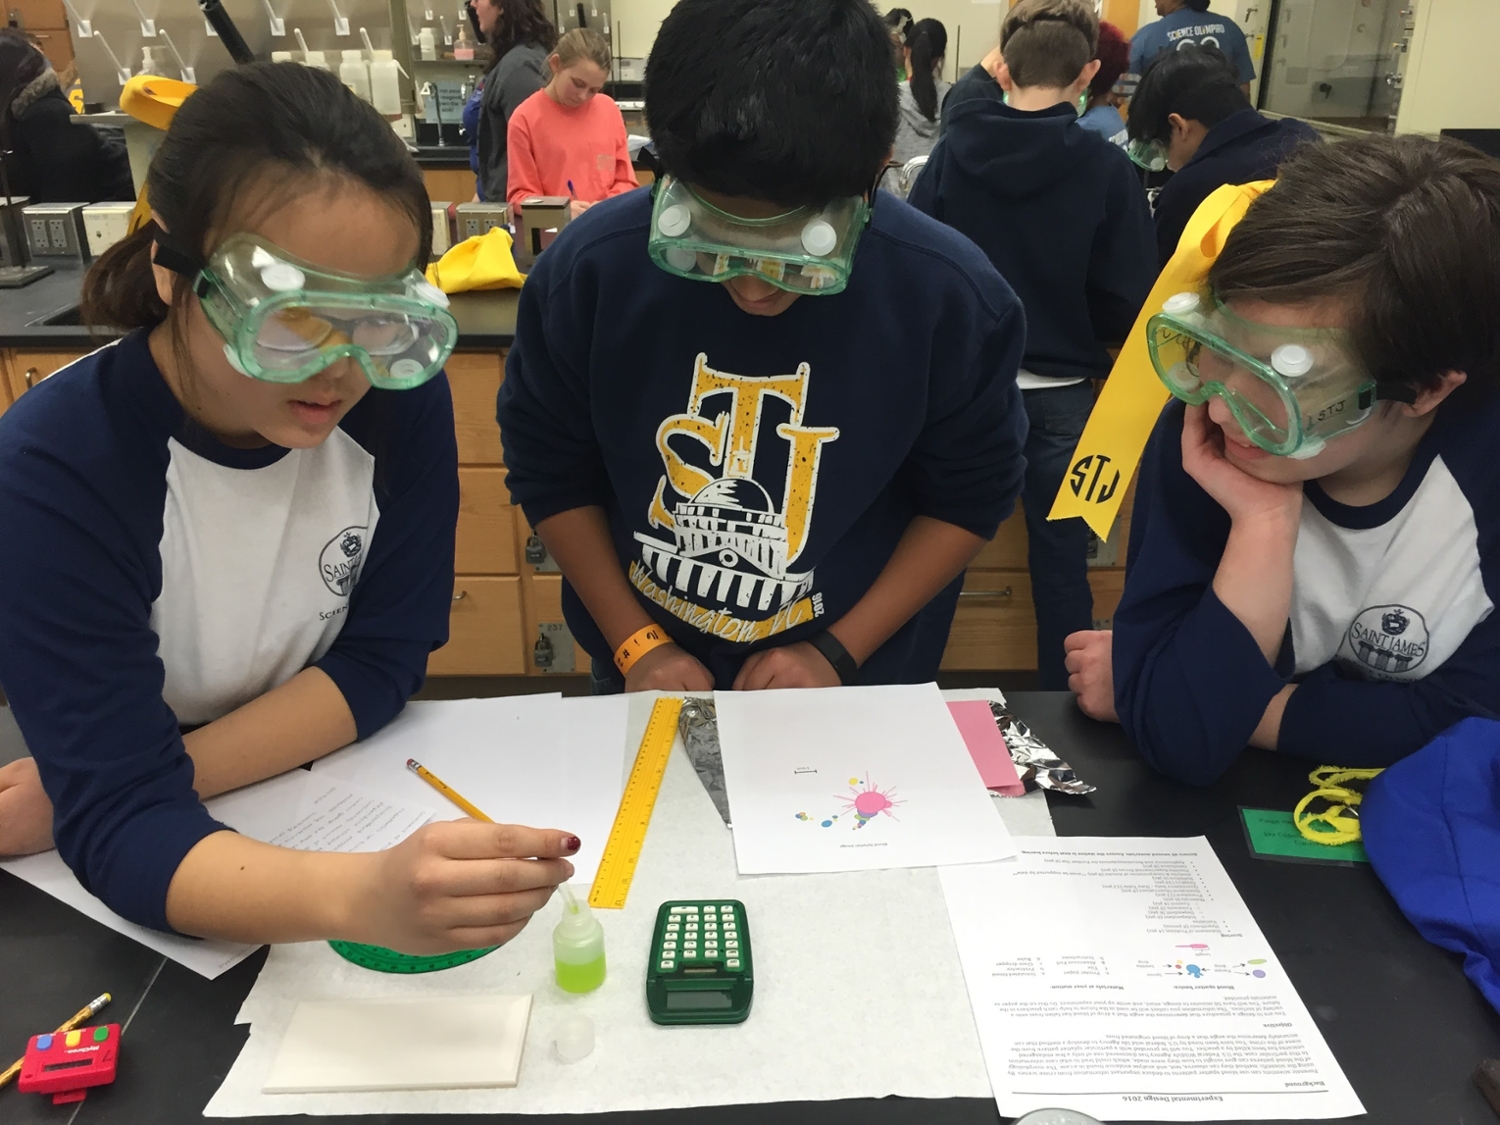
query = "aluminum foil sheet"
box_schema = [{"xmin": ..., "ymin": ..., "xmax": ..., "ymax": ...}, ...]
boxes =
[
  {"xmin": 989, "ymin": 699, "xmax": 1095, "ymax": 796},
  {"xmin": 678, "ymin": 697, "xmax": 732, "ymax": 826}
]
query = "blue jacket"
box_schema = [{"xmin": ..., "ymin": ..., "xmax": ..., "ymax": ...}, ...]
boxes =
[
  {"xmin": 910, "ymin": 99, "xmax": 1156, "ymax": 383},
  {"xmin": 1363, "ymin": 717, "xmax": 1500, "ymax": 1015},
  {"xmin": 498, "ymin": 189, "xmax": 1028, "ymax": 688},
  {"xmin": 1152, "ymin": 109, "xmax": 1319, "ymax": 264}
]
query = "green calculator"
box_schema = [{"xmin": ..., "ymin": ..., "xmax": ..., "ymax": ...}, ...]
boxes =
[{"xmin": 646, "ymin": 900, "xmax": 754, "ymax": 1025}]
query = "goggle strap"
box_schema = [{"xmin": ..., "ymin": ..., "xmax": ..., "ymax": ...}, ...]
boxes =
[
  {"xmin": 1375, "ymin": 383, "xmax": 1418, "ymax": 406},
  {"xmin": 151, "ymin": 232, "xmax": 207, "ymax": 284}
]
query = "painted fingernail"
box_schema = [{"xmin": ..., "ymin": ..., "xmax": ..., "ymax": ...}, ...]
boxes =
[{"xmin": 564, "ymin": 835, "xmax": 581, "ymax": 853}]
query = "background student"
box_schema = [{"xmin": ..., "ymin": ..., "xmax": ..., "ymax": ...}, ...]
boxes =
[
  {"xmin": 1067, "ymin": 135, "xmax": 1500, "ymax": 786},
  {"xmin": 890, "ymin": 17, "xmax": 950, "ymax": 184},
  {"xmin": 506, "ymin": 28, "xmax": 639, "ymax": 219},
  {"xmin": 0, "ymin": 29, "xmax": 132, "ymax": 203},
  {"xmin": 498, "ymin": 0, "xmax": 1027, "ymax": 695},
  {"xmin": 473, "ymin": 0, "xmax": 557, "ymax": 204},
  {"xmin": 909, "ymin": 0, "xmax": 1155, "ymax": 691},
  {"xmin": 0, "ymin": 63, "xmax": 575, "ymax": 953},
  {"xmin": 1128, "ymin": 44, "xmax": 1318, "ymax": 264},
  {"xmin": 1130, "ymin": 0, "xmax": 1256, "ymax": 92},
  {"xmin": 1077, "ymin": 21, "xmax": 1130, "ymax": 147}
]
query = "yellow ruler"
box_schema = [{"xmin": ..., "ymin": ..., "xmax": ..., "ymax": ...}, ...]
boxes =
[{"xmin": 589, "ymin": 696, "xmax": 683, "ymax": 910}]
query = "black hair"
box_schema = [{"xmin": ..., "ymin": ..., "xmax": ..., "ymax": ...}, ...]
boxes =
[
  {"xmin": 1126, "ymin": 43, "xmax": 1248, "ymax": 145},
  {"xmin": 489, "ymin": 0, "xmax": 558, "ymax": 55},
  {"xmin": 1210, "ymin": 134, "xmax": 1500, "ymax": 399},
  {"xmin": 645, "ymin": 0, "xmax": 898, "ymax": 208},
  {"xmin": 82, "ymin": 62, "xmax": 431, "ymax": 333},
  {"xmin": 0, "ymin": 29, "xmax": 48, "ymax": 148},
  {"xmin": 884, "ymin": 8, "xmax": 914, "ymax": 37},
  {"xmin": 906, "ymin": 18, "xmax": 948, "ymax": 122},
  {"xmin": 1184, "ymin": 0, "xmax": 1212, "ymax": 11}
]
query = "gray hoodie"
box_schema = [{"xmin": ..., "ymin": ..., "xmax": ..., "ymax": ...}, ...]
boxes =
[
  {"xmin": 892, "ymin": 77, "xmax": 951, "ymax": 168},
  {"xmin": 477, "ymin": 42, "xmax": 550, "ymax": 203}
]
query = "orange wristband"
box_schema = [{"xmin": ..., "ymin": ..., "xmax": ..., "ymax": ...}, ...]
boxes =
[{"xmin": 614, "ymin": 624, "xmax": 673, "ymax": 675}]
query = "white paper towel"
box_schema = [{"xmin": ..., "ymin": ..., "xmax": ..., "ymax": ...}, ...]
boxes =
[{"xmin": 206, "ymin": 690, "xmax": 1050, "ymax": 1117}]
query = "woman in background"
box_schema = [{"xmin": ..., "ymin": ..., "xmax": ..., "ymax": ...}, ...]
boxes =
[
  {"xmin": 884, "ymin": 7, "xmax": 914, "ymax": 76},
  {"xmin": 891, "ymin": 17, "xmax": 950, "ymax": 182},
  {"xmin": 506, "ymin": 29, "xmax": 638, "ymax": 219},
  {"xmin": 472, "ymin": 0, "xmax": 557, "ymax": 203},
  {"xmin": 0, "ymin": 30, "xmax": 132, "ymax": 203},
  {"xmin": 1077, "ymin": 21, "xmax": 1129, "ymax": 147}
]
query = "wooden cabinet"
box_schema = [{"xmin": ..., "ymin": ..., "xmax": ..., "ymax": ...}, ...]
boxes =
[
  {"xmin": 428, "ymin": 576, "xmax": 526, "ymax": 675},
  {"xmin": 4, "ymin": 349, "xmax": 89, "ymax": 403},
  {"xmin": 456, "ymin": 468, "xmax": 518, "ymax": 574}
]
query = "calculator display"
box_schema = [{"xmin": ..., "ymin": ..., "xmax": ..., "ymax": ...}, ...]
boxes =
[{"xmin": 666, "ymin": 991, "xmax": 732, "ymax": 1010}]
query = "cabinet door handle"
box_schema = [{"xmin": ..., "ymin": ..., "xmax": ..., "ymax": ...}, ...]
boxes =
[
  {"xmin": 23, "ymin": 367, "xmax": 40, "ymax": 389},
  {"xmin": 959, "ymin": 586, "xmax": 1013, "ymax": 599},
  {"xmin": 452, "ymin": 589, "xmax": 468, "ymax": 602}
]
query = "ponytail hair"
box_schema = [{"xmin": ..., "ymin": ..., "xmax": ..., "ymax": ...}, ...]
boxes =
[
  {"xmin": 81, "ymin": 62, "xmax": 430, "ymax": 334},
  {"xmin": 906, "ymin": 18, "xmax": 948, "ymax": 122}
]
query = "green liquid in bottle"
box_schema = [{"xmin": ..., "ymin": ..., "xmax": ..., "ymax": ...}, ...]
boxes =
[{"xmin": 555, "ymin": 953, "xmax": 607, "ymax": 994}]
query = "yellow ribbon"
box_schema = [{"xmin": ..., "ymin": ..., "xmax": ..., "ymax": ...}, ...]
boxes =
[
  {"xmin": 1292, "ymin": 766, "xmax": 1383, "ymax": 847},
  {"xmin": 1047, "ymin": 179, "xmax": 1277, "ymax": 539},
  {"xmin": 116, "ymin": 74, "xmax": 200, "ymax": 235}
]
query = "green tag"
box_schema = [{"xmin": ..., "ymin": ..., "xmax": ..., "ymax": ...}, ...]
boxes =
[{"xmin": 1240, "ymin": 807, "xmax": 1369, "ymax": 865}]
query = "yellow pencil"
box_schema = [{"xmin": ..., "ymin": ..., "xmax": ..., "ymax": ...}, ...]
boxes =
[
  {"xmin": 406, "ymin": 759, "xmax": 493, "ymax": 822},
  {"xmin": 0, "ymin": 992, "xmax": 111, "ymax": 1090}
]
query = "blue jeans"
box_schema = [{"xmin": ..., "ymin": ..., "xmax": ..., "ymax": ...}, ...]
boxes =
[{"xmin": 1021, "ymin": 381, "xmax": 1097, "ymax": 690}]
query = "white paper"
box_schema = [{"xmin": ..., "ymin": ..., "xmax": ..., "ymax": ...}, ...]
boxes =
[
  {"xmin": 311, "ymin": 696, "xmax": 629, "ymax": 885},
  {"xmin": 0, "ymin": 772, "xmax": 435, "ymax": 980},
  {"xmin": 268, "ymin": 778, "xmax": 433, "ymax": 853},
  {"xmin": 940, "ymin": 838, "xmax": 1365, "ymax": 1121},
  {"xmin": 715, "ymin": 684, "xmax": 1016, "ymax": 874},
  {"xmin": 204, "ymin": 690, "xmax": 998, "ymax": 1117},
  {"xmin": 263, "ymin": 996, "xmax": 532, "ymax": 1093}
]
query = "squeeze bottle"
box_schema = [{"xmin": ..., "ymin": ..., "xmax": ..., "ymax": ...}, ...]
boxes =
[
  {"xmin": 340, "ymin": 49, "xmax": 372, "ymax": 102},
  {"xmin": 418, "ymin": 25, "xmax": 438, "ymax": 61},
  {"xmin": 553, "ymin": 884, "xmax": 606, "ymax": 994},
  {"xmin": 370, "ymin": 50, "xmax": 402, "ymax": 119}
]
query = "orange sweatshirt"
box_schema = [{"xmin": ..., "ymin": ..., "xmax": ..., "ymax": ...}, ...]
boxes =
[{"xmin": 505, "ymin": 89, "xmax": 639, "ymax": 210}]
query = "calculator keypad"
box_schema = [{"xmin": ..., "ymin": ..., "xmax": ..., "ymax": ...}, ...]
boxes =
[{"xmin": 657, "ymin": 901, "xmax": 746, "ymax": 967}]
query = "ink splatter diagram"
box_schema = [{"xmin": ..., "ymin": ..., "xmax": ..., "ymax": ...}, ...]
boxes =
[
  {"xmin": 795, "ymin": 775, "xmax": 903, "ymax": 830},
  {"xmin": 1166, "ymin": 943, "xmax": 1270, "ymax": 979}
]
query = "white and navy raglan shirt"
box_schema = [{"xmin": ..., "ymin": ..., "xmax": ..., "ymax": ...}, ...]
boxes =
[
  {"xmin": 1113, "ymin": 397, "xmax": 1500, "ymax": 787},
  {"xmin": 0, "ymin": 330, "xmax": 458, "ymax": 931}
]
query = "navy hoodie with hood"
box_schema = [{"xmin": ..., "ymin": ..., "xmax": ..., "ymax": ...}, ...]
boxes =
[{"xmin": 909, "ymin": 99, "xmax": 1156, "ymax": 384}]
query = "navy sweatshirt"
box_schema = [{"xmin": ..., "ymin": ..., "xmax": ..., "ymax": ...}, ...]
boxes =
[
  {"xmin": 1115, "ymin": 399, "xmax": 1500, "ymax": 787},
  {"xmin": 909, "ymin": 99, "xmax": 1156, "ymax": 384},
  {"xmin": 498, "ymin": 188, "xmax": 1028, "ymax": 688},
  {"xmin": 0, "ymin": 333, "xmax": 457, "ymax": 931},
  {"xmin": 1152, "ymin": 109, "xmax": 1320, "ymax": 265}
]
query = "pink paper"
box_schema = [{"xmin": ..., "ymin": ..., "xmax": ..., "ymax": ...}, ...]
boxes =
[{"xmin": 947, "ymin": 700, "xmax": 1026, "ymax": 796}]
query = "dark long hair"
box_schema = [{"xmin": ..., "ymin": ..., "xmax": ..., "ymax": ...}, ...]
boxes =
[
  {"xmin": 0, "ymin": 29, "xmax": 48, "ymax": 148},
  {"xmin": 81, "ymin": 62, "xmax": 431, "ymax": 334},
  {"xmin": 905, "ymin": 18, "xmax": 947, "ymax": 122},
  {"xmin": 492, "ymin": 0, "xmax": 558, "ymax": 56}
]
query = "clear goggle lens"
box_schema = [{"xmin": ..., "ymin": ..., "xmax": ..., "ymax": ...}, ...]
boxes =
[
  {"xmin": 1147, "ymin": 295, "xmax": 1380, "ymax": 457},
  {"xmin": 1128, "ymin": 137, "xmax": 1170, "ymax": 172}
]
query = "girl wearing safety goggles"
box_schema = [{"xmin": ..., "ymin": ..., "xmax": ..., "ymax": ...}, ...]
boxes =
[
  {"xmin": 0, "ymin": 64, "xmax": 578, "ymax": 953},
  {"xmin": 1066, "ymin": 135, "xmax": 1500, "ymax": 787}
]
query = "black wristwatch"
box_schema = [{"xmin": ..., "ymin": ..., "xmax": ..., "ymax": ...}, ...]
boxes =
[{"xmin": 806, "ymin": 630, "xmax": 859, "ymax": 685}]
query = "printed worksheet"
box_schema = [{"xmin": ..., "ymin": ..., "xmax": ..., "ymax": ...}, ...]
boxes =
[
  {"xmin": 940, "ymin": 838, "xmax": 1365, "ymax": 1121},
  {"xmin": 715, "ymin": 684, "xmax": 1016, "ymax": 874}
]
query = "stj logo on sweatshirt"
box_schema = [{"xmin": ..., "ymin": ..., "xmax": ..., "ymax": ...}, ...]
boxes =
[
  {"xmin": 1345, "ymin": 604, "xmax": 1430, "ymax": 679},
  {"xmin": 319, "ymin": 526, "xmax": 369, "ymax": 597}
]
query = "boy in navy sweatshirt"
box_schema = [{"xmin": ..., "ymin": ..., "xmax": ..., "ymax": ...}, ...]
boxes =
[
  {"xmin": 498, "ymin": 0, "xmax": 1028, "ymax": 693},
  {"xmin": 1066, "ymin": 136, "xmax": 1500, "ymax": 785},
  {"xmin": 909, "ymin": 0, "xmax": 1155, "ymax": 688}
]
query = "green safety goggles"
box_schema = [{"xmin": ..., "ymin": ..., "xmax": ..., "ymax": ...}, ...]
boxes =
[
  {"xmin": 646, "ymin": 174, "xmax": 872, "ymax": 296},
  {"xmin": 1128, "ymin": 137, "xmax": 1170, "ymax": 172},
  {"xmin": 1147, "ymin": 292, "xmax": 1414, "ymax": 459},
  {"xmin": 157, "ymin": 232, "xmax": 459, "ymax": 390}
]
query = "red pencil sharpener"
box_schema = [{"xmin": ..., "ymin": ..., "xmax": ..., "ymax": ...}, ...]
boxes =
[{"xmin": 16, "ymin": 1023, "xmax": 120, "ymax": 1105}]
